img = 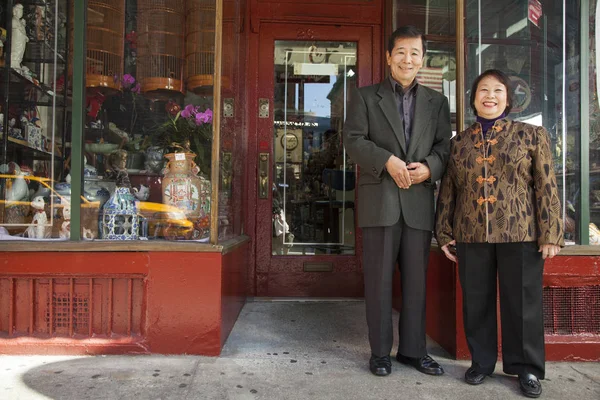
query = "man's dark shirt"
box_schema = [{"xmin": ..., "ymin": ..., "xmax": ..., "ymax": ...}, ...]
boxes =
[{"xmin": 389, "ymin": 75, "xmax": 418, "ymax": 147}]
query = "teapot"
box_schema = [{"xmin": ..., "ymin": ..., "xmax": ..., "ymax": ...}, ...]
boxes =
[{"xmin": 132, "ymin": 184, "xmax": 150, "ymax": 201}]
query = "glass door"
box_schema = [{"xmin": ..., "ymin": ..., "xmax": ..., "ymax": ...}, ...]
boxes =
[
  {"xmin": 271, "ymin": 41, "xmax": 357, "ymax": 256},
  {"xmin": 254, "ymin": 23, "xmax": 375, "ymax": 297}
]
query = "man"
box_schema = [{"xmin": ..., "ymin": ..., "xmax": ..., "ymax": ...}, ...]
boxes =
[{"xmin": 343, "ymin": 26, "xmax": 451, "ymax": 377}]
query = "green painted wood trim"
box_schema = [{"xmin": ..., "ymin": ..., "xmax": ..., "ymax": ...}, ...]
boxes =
[
  {"xmin": 580, "ymin": 0, "xmax": 590, "ymax": 244},
  {"xmin": 69, "ymin": 1, "xmax": 86, "ymax": 241}
]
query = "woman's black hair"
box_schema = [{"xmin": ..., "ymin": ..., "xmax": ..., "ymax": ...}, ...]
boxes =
[{"xmin": 469, "ymin": 69, "xmax": 513, "ymax": 116}]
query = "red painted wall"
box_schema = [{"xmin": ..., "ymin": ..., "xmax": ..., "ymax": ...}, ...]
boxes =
[
  {"xmin": 420, "ymin": 249, "xmax": 600, "ymax": 361},
  {"xmin": 0, "ymin": 244, "xmax": 249, "ymax": 355},
  {"xmin": 221, "ymin": 244, "xmax": 249, "ymax": 348}
]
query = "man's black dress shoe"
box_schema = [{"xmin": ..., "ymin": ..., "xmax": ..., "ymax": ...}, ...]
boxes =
[
  {"xmin": 518, "ymin": 373, "xmax": 542, "ymax": 398},
  {"xmin": 396, "ymin": 353, "xmax": 444, "ymax": 375},
  {"xmin": 369, "ymin": 354, "xmax": 392, "ymax": 377},
  {"xmin": 465, "ymin": 367, "xmax": 488, "ymax": 385}
]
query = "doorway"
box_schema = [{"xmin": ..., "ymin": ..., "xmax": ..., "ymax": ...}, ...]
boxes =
[{"xmin": 254, "ymin": 23, "xmax": 376, "ymax": 296}]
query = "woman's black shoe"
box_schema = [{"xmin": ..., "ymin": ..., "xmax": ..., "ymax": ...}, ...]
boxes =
[
  {"xmin": 369, "ymin": 354, "xmax": 392, "ymax": 376},
  {"xmin": 464, "ymin": 367, "xmax": 487, "ymax": 385},
  {"xmin": 518, "ymin": 373, "xmax": 542, "ymax": 398}
]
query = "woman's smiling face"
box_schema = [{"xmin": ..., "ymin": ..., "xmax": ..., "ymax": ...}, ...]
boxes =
[{"xmin": 474, "ymin": 75, "xmax": 508, "ymax": 119}]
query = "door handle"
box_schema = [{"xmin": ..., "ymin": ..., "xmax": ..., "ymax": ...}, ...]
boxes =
[{"xmin": 258, "ymin": 153, "xmax": 269, "ymax": 199}]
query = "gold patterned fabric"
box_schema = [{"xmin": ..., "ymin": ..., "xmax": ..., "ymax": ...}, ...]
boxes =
[{"xmin": 435, "ymin": 119, "xmax": 564, "ymax": 247}]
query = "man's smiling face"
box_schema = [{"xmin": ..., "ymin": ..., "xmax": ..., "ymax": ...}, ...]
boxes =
[{"xmin": 386, "ymin": 36, "xmax": 424, "ymax": 88}]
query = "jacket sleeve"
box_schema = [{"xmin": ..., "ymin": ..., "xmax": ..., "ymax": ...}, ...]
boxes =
[
  {"xmin": 533, "ymin": 126, "xmax": 565, "ymax": 246},
  {"xmin": 435, "ymin": 145, "xmax": 456, "ymax": 247},
  {"xmin": 423, "ymin": 96, "xmax": 452, "ymax": 183},
  {"xmin": 343, "ymin": 86, "xmax": 393, "ymax": 178}
]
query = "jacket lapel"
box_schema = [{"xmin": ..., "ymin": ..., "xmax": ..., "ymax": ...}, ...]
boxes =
[
  {"xmin": 406, "ymin": 85, "xmax": 433, "ymax": 159},
  {"xmin": 377, "ymin": 80, "xmax": 407, "ymax": 153}
]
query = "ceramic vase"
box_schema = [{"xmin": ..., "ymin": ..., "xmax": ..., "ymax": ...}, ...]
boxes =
[{"xmin": 162, "ymin": 152, "xmax": 211, "ymax": 220}]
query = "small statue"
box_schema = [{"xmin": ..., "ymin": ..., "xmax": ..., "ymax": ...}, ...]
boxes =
[
  {"xmin": 107, "ymin": 149, "xmax": 131, "ymax": 188},
  {"xmin": 171, "ymin": 140, "xmax": 192, "ymax": 153},
  {"xmin": 59, "ymin": 202, "xmax": 71, "ymax": 239},
  {"xmin": 11, "ymin": 4, "xmax": 29, "ymax": 72},
  {"xmin": 24, "ymin": 196, "xmax": 49, "ymax": 239}
]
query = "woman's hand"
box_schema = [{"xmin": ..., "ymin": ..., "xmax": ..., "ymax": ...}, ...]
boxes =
[
  {"xmin": 441, "ymin": 240, "xmax": 457, "ymax": 263},
  {"xmin": 539, "ymin": 244, "xmax": 561, "ymax": 259}
]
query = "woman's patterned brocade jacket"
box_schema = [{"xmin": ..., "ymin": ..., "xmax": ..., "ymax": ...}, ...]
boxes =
[{"xmin": 435, "ymin": 119, "xmax": 564, "ymax": 247}]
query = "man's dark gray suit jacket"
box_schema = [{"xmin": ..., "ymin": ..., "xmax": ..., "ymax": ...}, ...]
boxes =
[{"xmin": 343, "ymin": 78, "xmax": 452, "ymax": 231}]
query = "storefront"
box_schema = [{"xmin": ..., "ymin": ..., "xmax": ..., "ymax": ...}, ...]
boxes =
[{"xmin": 0, "ymin": 0, "xmax": 598, "ymax": 359}]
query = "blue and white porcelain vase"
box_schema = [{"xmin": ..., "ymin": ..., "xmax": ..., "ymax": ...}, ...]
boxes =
[{"xmin": 100, "ymin": 187, "xmax": 141, "ymax": 240}]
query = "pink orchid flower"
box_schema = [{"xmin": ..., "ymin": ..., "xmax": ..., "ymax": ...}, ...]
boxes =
[{"xmin": 181, "ymin": 104, "xmax": 196, "ymax": 119}]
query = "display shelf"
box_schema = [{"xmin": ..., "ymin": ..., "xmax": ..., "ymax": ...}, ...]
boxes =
[
  {"xmin": 0, "ymin": 67, "xmax": 64, "ymax": 104},
  {"xmin": 1, "ymin": 0, "xmax": 70, "ymax": 207},
  {"xmin": 0, "ymin": 134, "xmax": 59, "ymax": 160}
]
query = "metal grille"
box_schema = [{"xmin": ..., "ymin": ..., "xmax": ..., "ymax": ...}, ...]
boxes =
[
  {"xmin": 544, "ymin": 286, "xmax": 600, "ymax": 335},
  {"xmin": 45, "ymin": 292, "xmax": 89, "ymax": 332},
  {"xmin": 0, "ymin": 277, "xmax": 144, "ymax": 337}
]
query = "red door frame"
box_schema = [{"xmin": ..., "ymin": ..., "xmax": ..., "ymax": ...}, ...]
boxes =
[{"xmin": 247, "ymin": 23, "xmax": 379, "ymax": 297}]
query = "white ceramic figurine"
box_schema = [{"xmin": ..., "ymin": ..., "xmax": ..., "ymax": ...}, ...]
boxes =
[
  {"xmin": 59, "ymin": 202, "xmax": 71, "ymax": 239},
  {"xmin": 24, "ymin": 196, "xmax": 49, "ymax": 239},
  {"xmin": 11, "ymin": 4, "xmax": 29, "ymax": 72}
]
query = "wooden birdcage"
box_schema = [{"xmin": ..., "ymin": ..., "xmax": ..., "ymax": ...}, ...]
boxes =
[
  {"xmin": 86, "ymin": 1, "xmax": 125, "ymax": 92},
  {"xmin": 185, "ymin": 0, "xmax": 216, "ymax": 92},
  {"xmin": 137, "ymin": 0, "xmax": 185, "ymax": 97}
]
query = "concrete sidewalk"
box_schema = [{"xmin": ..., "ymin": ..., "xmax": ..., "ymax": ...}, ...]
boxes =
[{"xmin": 1, "ymin": 300, "xmax": 599, "ymax": 400}]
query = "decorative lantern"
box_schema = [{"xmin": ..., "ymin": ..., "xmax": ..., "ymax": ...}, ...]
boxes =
[
  {"xmin": 86, "ymin": 0, "xmax": 125, "ymax": 92},
  {"xmin": 185, "ymin": 0, "xmax": 216, "ymax": 92},
  {"xmin": 137, "ymin": 0, "xmax": 185, "ymax": 97},
  {"xmin": 100, "ymin": 187, "xmax": 144, "ymax": 240}
]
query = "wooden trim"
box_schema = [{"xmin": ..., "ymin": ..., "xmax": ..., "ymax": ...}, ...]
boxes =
[
  {"xmin": 0, "ymin": 235, "xmax": 250, "ymax": 253},
  {"xmin": 221, "ymin": 235, "xmax": 251, "ymax": 255},
  {"xmin": 70, "ymin": 0, "xmax": 87, "ymax": 240},
  {"xmin": 580, "ymin": 0, "xmax": 590, "ymax": 244},
  {"xmin": 554, "ymin": 246, "xmax": 600, "ymax": 256},
  {"xmin": 211, "ymin": 0, "xmax": 224, "ymax": 244},
  {"xmin": 456, "ymin": 0, "xmax": 465, "ymax": 132},
  {"xmin": 430, "ymin": 242, "xmax": 600, "ymax": 256}
]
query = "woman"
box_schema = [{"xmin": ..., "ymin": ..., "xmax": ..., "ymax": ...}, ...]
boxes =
[{"xmin": 435, "ymin": 69, "xmax": 563, "ymax": 398}]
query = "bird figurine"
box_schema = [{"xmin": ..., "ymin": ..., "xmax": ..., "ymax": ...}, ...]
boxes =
[{"xmin": 0, "ymin": 162, "xmax": 29, "ymax": 201}]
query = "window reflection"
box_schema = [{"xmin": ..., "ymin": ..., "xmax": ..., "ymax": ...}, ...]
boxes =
[
  {"xmin": 394, "ymin": 0, "xmax": 455, "ymax": 38},
  {"xmin": 466, "ymin": 0, "xmax": 581, "ymax": 244},
  {"xmin": 272, "ymin": 41, "xmax": 356, "ymax": 255}
]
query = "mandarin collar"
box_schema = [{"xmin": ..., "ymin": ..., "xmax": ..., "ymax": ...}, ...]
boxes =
[{"xmin": 471, "ymin": 118, "xmax": 511, "ymax": 135}]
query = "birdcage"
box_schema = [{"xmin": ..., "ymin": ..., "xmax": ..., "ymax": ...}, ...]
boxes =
[
  {"xmin": 86, "ymin": 0, "xmax": 125, "ymax": 92},
  {"xmin": 137, "ymin": 0, "xmax": 185, "ymax": 97},
  {"xmin": 185, "ymin": 0, "xmax": 216, "ymax": 92}
]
